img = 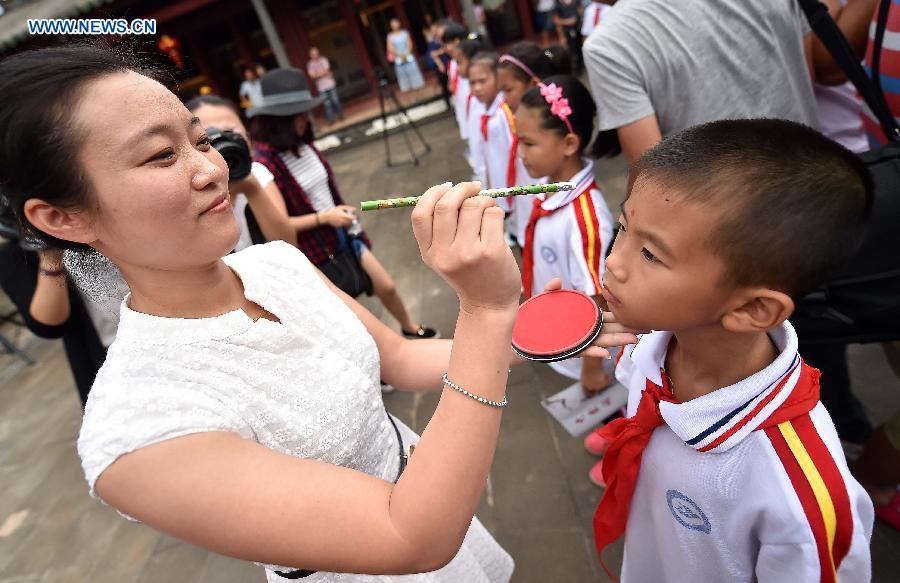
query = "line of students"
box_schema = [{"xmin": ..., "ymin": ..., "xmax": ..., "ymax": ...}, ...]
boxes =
[{"xmin": 441, "ymin": 30, "xmax": 627, "ymax": 484}]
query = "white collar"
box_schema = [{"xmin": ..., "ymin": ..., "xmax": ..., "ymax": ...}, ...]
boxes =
[
  {"xmin": 538, "ymin": 159, "xmax": 595, "ymax": 212},
  {"xmin": 484, "ymin": 92, "xmax": 504, "ymax": 116},
  {"xmin": 630, "ymin": 321, "xmax": 803, "ymax": 453}
]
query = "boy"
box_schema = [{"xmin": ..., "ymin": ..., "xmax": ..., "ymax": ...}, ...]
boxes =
[{"xmin": 593, "ymin": 119, "xmax": 874, "ymax": 581}]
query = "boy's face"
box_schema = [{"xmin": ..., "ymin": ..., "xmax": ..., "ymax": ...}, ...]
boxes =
[
  {"xmin": 469, "ymin": 62, "xmax": 498, "ymax": 105},
  {"xmin": 602, "ymin": 179, "xmax": 739, "ymax": 333}
]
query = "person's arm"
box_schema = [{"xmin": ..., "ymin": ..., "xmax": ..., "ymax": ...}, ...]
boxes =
[
  {"xmin": 808, "ymin": 0, "xmax": 878, "ymax": 86},
  {"xmin": 230, "ymin": 174, "xmax": 296, "ymax": 246},
  {"xmin": 617, "ymin": 114, "xmax": 662, "ymax": 165},
  {"xmin": 29, "ymin": 249, "xmax": 70, "ymax": 327},
  {"xmin": 93, "ymin": 183, "xmax": 522, "ymax": 575},
  {"xmin": 288, "ymin": 205, "xmax": 356, "ymax": 234}
]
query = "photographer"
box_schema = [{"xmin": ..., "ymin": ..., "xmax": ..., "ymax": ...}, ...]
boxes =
[
  {"xmin": 249, "ymin": 68, "xmax": 439, "ymax": 340},
  {"xmin": 186, "ymin": 95, "xmax": 295, "ymax": 252}
]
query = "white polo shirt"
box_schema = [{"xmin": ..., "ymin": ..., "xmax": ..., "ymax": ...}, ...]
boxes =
[
  {"xmin": 467, "ymin": 96, "xmax": 487, "ymax": 183},
  {"xmin": 582, "ymin": 1, "xmax": 612, "ymax": 38},
  {"xmin": 529, "ymin": 160, "xmax": 614, "ymax": 379},
  {"xmin": 451, "ymin": 63, "xmax": 471, "ymax": 141},
  {"xmin": 611, "ymin": 322, "xmax": 874, "ymax": 582}
]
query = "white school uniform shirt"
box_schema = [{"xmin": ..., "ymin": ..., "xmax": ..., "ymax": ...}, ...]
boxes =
[
  {"xmin": 581, "ymin": 1, "xmax": 612, "ymax": 38},
  {"xmin": 467, "ymin": 96, "xmax": 487, "ymax": 183},
  {"xmin": 479, "ymin": 93, "xmax": 516, "ymax": 210},
  {"xmin": 613, "ymin": 322, "xmax": 874, "ymax": 583},
  {"xmin": 529, "ymin": 160, "xmax": 614, "ymax": 379},
  {"xmin": 451, "ymin": 65, "xmax": 471, "ymax": 140}
]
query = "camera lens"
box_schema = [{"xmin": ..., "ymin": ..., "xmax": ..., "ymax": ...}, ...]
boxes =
[{"xmin": 206, "ymin": 127, "xmax": 252, "ymax": 181}]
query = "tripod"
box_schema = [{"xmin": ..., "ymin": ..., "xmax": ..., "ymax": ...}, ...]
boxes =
[{"xmin": 375, "ymin": 71, "xmax": 431, "ymax": 167}]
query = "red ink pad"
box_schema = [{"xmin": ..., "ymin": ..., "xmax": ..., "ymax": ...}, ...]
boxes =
[{"xmin": 512, "ymin": 290, "xmax": 603, "ymax": 362}]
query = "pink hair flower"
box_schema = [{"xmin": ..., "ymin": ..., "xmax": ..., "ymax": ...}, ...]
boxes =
[
  {"xmin": 551, "ymin": 98, "xmax": 572, "ymax": 120},
  {"xmin": 540, "ymin": 82, "xmax": 563, "ymax": 103}
]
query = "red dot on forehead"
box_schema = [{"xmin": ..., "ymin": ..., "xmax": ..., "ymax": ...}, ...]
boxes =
[{"xmin": 630, "ymin": 209, "xmax": 634, "ymax": 216}]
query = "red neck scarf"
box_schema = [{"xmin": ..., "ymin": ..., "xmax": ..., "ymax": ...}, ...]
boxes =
[
  {"xmin": 592, "ymin": 360, "xmax": 821, "ymax": 579},
  {"xmin": 521, "ymin": 196, "xmax": 556, "ymax": 299}
]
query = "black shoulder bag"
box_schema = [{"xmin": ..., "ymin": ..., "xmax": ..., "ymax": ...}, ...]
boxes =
[
  {"xmin": 314, "ymin": 227, "xmax": 374, "ymax": 299},
  {"xmin": 791, "ymin": 0, "xmax": 900, "ymax": 344}
]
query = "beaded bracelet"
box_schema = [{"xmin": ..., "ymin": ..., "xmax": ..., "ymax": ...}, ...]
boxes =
[{"xmin": 441, "ymin": 373, "xmax": 508, "ymax": 408}]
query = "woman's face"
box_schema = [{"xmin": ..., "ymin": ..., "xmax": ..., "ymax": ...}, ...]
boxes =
[
  {"xmin": 64, "ymin": 72, "xmax": 238, "ymax": 272},
  {"xmin": 193, "ymin": 102, "xmax": 250, "ymax": 144},
  {"xmin": 391, "ymin": 19, "xmax": 401, "ymax": 31}
]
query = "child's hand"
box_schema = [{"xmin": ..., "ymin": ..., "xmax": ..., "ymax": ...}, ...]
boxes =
[
  {"xmin": 578, "ymin": 310, "xmax": 638, "ymax": 360},
  {"xmin": 412, "ymin": 182, "xmax": 521, "ymax": 314},
  {"xmin": 581, "ymin": 355, "xmax": 613, "ymax": 396}
]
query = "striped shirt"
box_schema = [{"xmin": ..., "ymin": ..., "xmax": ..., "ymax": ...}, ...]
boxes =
[
  {"xmin": 862, "ymin": 0, "xmax": 900, "ymax": 145},
  {"xmin": 278, "ymin": 145, "xmax": 335, "ymax": 213},
  {"xmin": 614, "ymin": 322, "xmax": 873, "ymax": 583}
]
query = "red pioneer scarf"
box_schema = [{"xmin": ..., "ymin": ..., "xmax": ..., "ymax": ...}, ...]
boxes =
[{"xmin": 592, "ymin": 360, "xmax": 821, "ymax": 579}]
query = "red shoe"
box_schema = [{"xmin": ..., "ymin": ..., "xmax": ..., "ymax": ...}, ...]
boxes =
[
  {"xmin": 588, "ymin": 458, "xmax": 605, "ymax": 487},
  {"xmin": 874, "ymin": 487, "xmax": 900, "ymax": 531},
  {"xmin": 584, "ymin": 430, "xmax": 610, "ymax": 456}
]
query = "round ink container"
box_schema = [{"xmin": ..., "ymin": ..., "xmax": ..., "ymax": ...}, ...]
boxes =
[{"xmin": 512, "ymin": 289, "xmax": 603, "ymax": 362}]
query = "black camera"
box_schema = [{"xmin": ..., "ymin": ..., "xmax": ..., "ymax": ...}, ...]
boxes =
[{"xmin": 206, "ymin": 127, "xmax": 252, "ymax": 181}]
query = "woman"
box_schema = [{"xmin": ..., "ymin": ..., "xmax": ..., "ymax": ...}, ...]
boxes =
[
  {"xmin": 386, "ymin": 18, "xmax": 425, "ymax": 93},
  {"xmin": 186, "ymin": 94, "xmax": 295, "ymax": 252},
  {"xmin": 248, "ymin": 68, "xmax": 438, "ymax": 340},
  {"xmin": 0, "ymin": 43, "xmax": 636, "ymax": 581}
]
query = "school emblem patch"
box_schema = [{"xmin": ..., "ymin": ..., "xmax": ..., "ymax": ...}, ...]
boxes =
[
  {"xmin": 540, "ymin": 246, "xmax": 558, "ymax": 264},
  {"xmin": 666, "ymin": 489, "xmax": 711, "ymax": 534}
]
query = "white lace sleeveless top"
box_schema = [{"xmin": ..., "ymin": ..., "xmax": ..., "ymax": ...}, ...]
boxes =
[{"xmin": 78, "ymin": 240, "xmax": 398, "ymax": 496}]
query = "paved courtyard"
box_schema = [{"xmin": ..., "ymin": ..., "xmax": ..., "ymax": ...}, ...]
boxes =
[{"xmin": 1, "ymin": 114, "xmax": 899, "ymax": 582}]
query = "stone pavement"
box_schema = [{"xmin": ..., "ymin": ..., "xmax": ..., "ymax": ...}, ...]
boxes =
[{"xmin": 1, "ymin": 114, "xmax": 899, "ymax": 582}]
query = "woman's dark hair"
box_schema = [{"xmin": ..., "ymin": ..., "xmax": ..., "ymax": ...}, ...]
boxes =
[
  {"xmin": 498, "ymin": 42, "xmax": 571, "ymax": 83},
  {"xmin": 519, "ymin": 75, "xmax": 620, "ymax": 158},
  {"xmin": 185, "ymin": 94, "xmax": 242, "ymax": 118},
  {"xmin": 250, "ymin": 114, "xmax": 314, "ymax": 152},
  {"xmin": 0, "ymin": 41, "xmax": 174, "ymax": 250}
]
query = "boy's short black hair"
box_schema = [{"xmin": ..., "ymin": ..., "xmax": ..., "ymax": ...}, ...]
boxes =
[
  {"xmin": 630, "ymin": 119, "xmax": 873, "ymax": 299},
  {"xmin": 442, "ymin": 22, "xmax": 468, "ymax": 43}
]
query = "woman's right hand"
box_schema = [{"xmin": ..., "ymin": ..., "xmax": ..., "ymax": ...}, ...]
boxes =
[
  {"xmin": 320, "ymin": 205, "xmax": 356, "ymax": 228},
  {"xmin": 411, "ymin": 182, "xmax": 521, "ymax": 313}
]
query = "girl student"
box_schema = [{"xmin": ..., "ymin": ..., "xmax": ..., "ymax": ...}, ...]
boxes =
[
  {"xmin": 448, "ymin": 34, "xmax": 488, "ymax": 180},
  {"xmin": 468, "ymin": 51, "xmax": 540, "ymax": 247},
  {"xmin": 497, "ymin": 42, "xmax": 570, "ymax": 246},
  {"xmin": 515, "ymin": 75, "xmax": 623, "ymax": 486},
  {"xmin": 0, "ymin": 43, "xmax": 637, "ymax": 581}
]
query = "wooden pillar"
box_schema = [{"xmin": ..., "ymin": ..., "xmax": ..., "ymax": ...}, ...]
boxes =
[
  {"xmin": 515, "ymin": 0, "xmax": 535, "ymax": 39},
  {"xmin": 264, "ymin": 0, "xmax": 309, "ymax": 70},
  {"xmin": 339, "ymin": 0, "xmax": 376, "ymax": 89},
  {"xmin": 444, "ymin": 0, "xmax": 462, "ymax": 21},
  {"xmin": 229, "ymin": 19, "xmax": 256, "ymax": 66},
  {"xmin": 184, "ymin": 35, "xmax": 222, "ymax": 95}
]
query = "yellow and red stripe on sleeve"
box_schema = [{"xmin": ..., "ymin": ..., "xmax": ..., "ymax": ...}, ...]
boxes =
[
  {"xmin": 764, "ymin": 414, "xmax": 853, "ymax": 582},
  {"xmin": 573, "ymin": 185, "xmax": 603, "ymax": 294}
]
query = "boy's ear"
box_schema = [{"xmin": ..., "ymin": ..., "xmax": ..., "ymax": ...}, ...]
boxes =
[
  {"xmin": 721, "ymin": 288, "xmax": 795, "ymax": 333},
  {"xmin": 23, "ymin": 198, "xmax": 97, "ymax": 245}
]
